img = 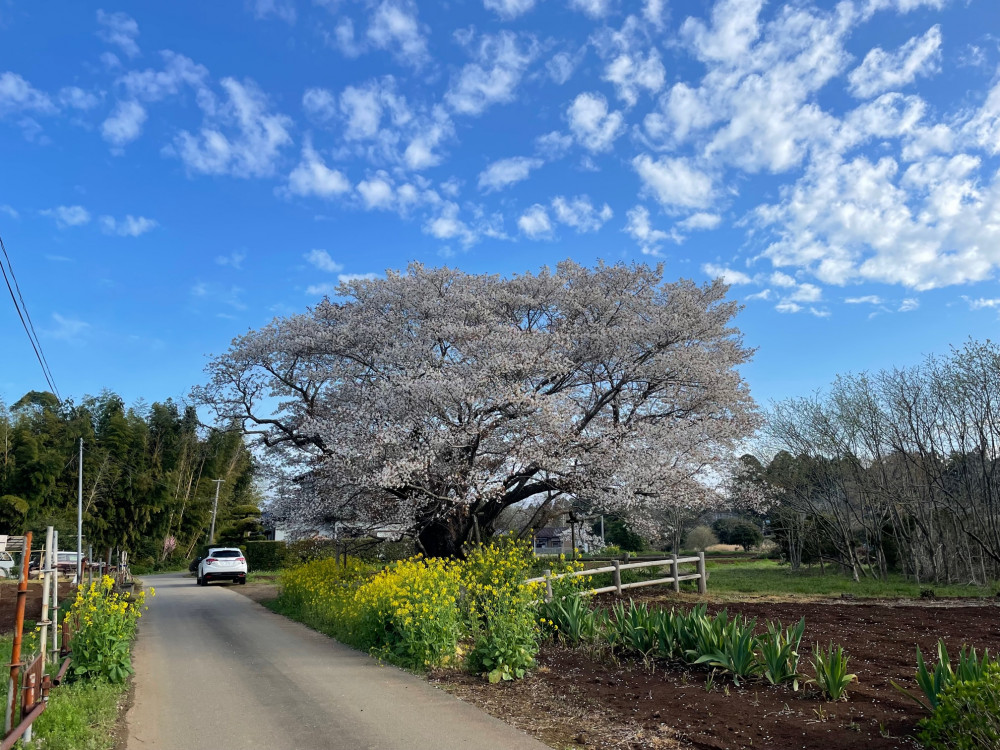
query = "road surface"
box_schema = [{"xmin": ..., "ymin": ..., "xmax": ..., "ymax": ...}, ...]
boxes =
[{"xmin": 126, "ymin": 572, "xmax": 547, "ymax": 750}]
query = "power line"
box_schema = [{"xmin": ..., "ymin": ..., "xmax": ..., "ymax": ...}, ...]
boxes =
[{"xmin": 0, "ymin": 233, "xmax": 60, "ymax": 399}]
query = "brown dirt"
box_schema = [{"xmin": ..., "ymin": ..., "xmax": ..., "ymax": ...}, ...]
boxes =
[
  {"xmin": 231, "ymin": 581, "xmax": 280, "ymax": 605},
  {"xmin": 434, "ymin": 596, "xmax": 1000, "ymax": 750}
]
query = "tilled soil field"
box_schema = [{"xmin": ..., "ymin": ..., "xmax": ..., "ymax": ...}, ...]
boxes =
[{"xmin": 433, "ymin": 596, "xmax": 1000, "ymax": 750}]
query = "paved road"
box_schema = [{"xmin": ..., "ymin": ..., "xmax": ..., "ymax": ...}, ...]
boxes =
[{"xmin": 126, "ymin": 572, "xmax": 547, "ymax": 750}]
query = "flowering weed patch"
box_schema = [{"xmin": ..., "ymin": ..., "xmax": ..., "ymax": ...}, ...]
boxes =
[{"xmin": 68, "ymin": 576, "xmax": 151, "ymax": 683}]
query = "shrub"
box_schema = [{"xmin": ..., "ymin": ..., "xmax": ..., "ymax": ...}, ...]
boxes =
[
  {"xmin": 685, "ymin": 525, "xmax": 719, "ymax": 552},
  {"xmin": 712, "ymin": 518, "xmax": 763, "ymax": 551},
  {"xmin": 244, "ymin": 540, "xmax": 290, "ymax": 570},
  {"xmin": 694, "ymin": 615, "xmax": 760, "ymax": 686},
  {"xmin": 462, "ymin": 538, "xmax": 542, "ymax": 682},
  {"xmin": 917, "ymin": 666, "xmax": 1000, "ymax": 750},
  {"xmin": 68, "ymin": 576, "xmax": 150, "ymax": 683}
]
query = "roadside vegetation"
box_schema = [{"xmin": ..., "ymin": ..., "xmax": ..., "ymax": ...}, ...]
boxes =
[{"xmin": 0, "ymin": 576, "xmax": 148, "ymax": 749}]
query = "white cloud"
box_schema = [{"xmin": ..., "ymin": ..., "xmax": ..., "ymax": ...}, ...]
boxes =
[
  {"xmin": 845, "ymin": 295, "xmax": 883, "ymax": 304},
  {"xmin": 680, "ymin": 0, "xmax": 764, "ymax": 65},
  {"xmin": 0, "ymin": 205, "xmax": 18, "ymax": 219},
  {"xmin": 770, "ymin": 271, "xmax": 797, "ymax": 287},
  {"xmin": 569, "ymin": 0, "xmax": 612, "ymax": 19},
  {"xmin": 644, "ymin": 0, "xmax": 666, "ymax": 28},
  {"xmin": 567, "ymin": 92, "xmax": 624, "ymax": 152},
  {"xmin": 633, "ymin": 154, "xmax": 714, "ymax": 209},
  {"xmin": 101, "ymin": 100, "xmax": 147, "ymax": 147},
  {"xmin": 445, "ymin": 31, "xmax": 536, "ymax": 116},
  {"xmin": 535, "ymin": 131, "xmax": 574, "ymax": 159},
  {"xmin": 746, "ymin": 289, "xmax": 773, "ymax": 301},
  {"xmin": 330, "ymin": 18, "xmax": 364, "ymax": 58},
  {"xmin": 96, "ymin": 10, "xmax": 140, "ymax": 58},
  {"xmin": 424, "ymin": 202, "xmax": 476, "ymax": 245},
  {"xmin": 357, "ymin": 172, "xmax": 396, "ymax": 209},
  {"xmin": 250, "ymin": 0, "xmax": 296, "ymax": 23},
  {"xmin": 41, "ymin": 205, "xmax": 91, "ymax": 228},
  {"xmin": 678, "ymin": 212, "xmax": 722, "ymax": 231},
  {"xmin": 367, "ymin": 0, "xmax": 429, "ymax": 68},
  {"xmin": 547, "ymin": 50, "xmax": 582, "ymax": 85},
  {"xmin": 756, "ymin": 149, "xmax": 1000, "ymax": 290},
  {"xmin": 484, "ymin": 0, "xmax": 536, "ymax": 19},
  {"xmin": 964, "ymin": 297, "xmax": 1000, "ymax": 310},
  {"xmin": 403, "ymin": 107, "xmax": 453, "ymax": 170},
  {"xmin": 285, "ymin": 142, "xmax": 352, "ymax": 198},
  {"xmin": 302, "ymin": 88, "xmax": 337, "ymax": 122},
  {"xmin": 99, "ymin": 215, "xmax": 158, "ymax": 236},
  {"xmin": 0, "ymin": 72, "xmax": 56, "ymax": 116},
  {"xmin": 775, "ymin": 301, "xmax": 802, "ymax": 314},
  {"xmin": 592, "ymin": 17, "xmax": 666, "ymax": 106},
  {"xmin": 305, "ymin": 249, "xmax": 344, "ymax": 273},
  {"xmin": 216, "ymin": 250, "xmax": 246, "ymax": 269},
  {"xmin": 624, "ymin": 205, "xmax": 670, "ymax": 255},
  {"xmin": 119, "ymin": 51, "xmax": 209, "ymax": 103},
  {"xmin": 46, "ymin": 313, "xmax": 90, "ymax": 342},
  {"xmin": 702, "ymin": 263, "xmax": 753, "ymax": 285},
  {"xmin": 478, "ymin": 156, "xmax": 543, "ymax": 192},
  {"xmin": 171, "ymin": 77, "xmax": 292, "ymax": 178},
  {"xmin": 338, "ymin": 77, "xmax": 411, "ymax": 141},
  {"xmin": 550, "ymin": 195, "xmax": 612, "ymax": 232},
  {"xmin": 518, "ymin": 204, "xmax": 552, "ymax": 238},
  {"xmin": 898, "ymin": 297, "xmax": 919, "ymax": 312},
  {"xmin": 59, "ymin": 87, "xmax": 101, "ymax": 110},
  {"xmin": 848, "ymin": 26, "xmax": 942, "ymax": 98}
]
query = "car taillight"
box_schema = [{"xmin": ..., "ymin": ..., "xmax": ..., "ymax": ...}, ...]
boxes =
[
  {"xmin": 206, "ymin": 558, "xmax": 217, "ymax": 564},
  {"xmin": 237, "ymin": 557, "xmax": 245, "ymax": 564}
]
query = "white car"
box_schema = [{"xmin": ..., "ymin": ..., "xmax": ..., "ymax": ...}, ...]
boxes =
[{"xmin": 197, "ymin": 547, "xmax": 248, "ymax": 586}]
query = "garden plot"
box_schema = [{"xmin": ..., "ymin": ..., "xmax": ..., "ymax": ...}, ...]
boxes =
[{"xmin": 434, "ymin": 597, "xmax": 999, "ymax": 750}]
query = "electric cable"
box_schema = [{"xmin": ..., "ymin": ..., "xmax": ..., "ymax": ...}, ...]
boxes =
[{"xmin": 0, "ymin": 233, "xmax": 60, "ymax": 399}]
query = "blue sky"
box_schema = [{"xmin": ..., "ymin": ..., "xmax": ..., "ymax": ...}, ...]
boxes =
[{"xmin": 0, "ymin": 0, "xmax": 998, "ymax": 410}]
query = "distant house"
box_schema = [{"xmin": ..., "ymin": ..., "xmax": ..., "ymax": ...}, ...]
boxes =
[{"xmin": 532, "ymin": 526, "xmax": 575, "ymax": 555}]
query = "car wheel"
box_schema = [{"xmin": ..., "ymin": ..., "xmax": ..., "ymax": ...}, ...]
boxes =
[
  {"xmin": 239, "ymin": 577, "xmax": 247, "ymax": 585},
  {"xmin": 197, "ymin": 575, "xmax": 205, "ymax": 586}
]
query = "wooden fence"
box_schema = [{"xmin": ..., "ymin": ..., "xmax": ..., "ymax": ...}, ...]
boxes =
[{"xmin": 527, "ymin": 552, "xmax": 708, "ymax": 600}]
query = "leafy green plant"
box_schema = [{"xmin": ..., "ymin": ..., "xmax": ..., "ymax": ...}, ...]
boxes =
[
  {"xmin": 811, "ymin": 642, "xmax": 856, "ymax": 701},
  {"xmin": 917, "ymin": 665, "xmax": 1000, "ymax": 750},
  {"xmin": 68, "ymin": 577, "xmax": 150, "ymax": 683},
  {"xmin": 758, "ymin": 618, "xmax": 805, "ymax": 690},
  {"xmin": 463, "ymin": 538, "xmax": 540, "ymax": 682},
  {"xmin": 895, "ymin": 640, "xmax": 994, "ymax": 711},
  {"xmin": 609, "ymin": 600, "xmax": 657, "ymax": 656},
  {"xmin": 694, "ymin": 616, "xmax": 761, "ymax": 686},
  {"xmin": 538, "ymin": 593, "xmax": 600, "ymax": 646}
]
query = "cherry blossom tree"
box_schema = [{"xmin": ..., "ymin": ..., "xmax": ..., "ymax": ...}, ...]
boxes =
[{"xmin": 196, "ymin": 261, "xmax": 758, "ymax": 557}]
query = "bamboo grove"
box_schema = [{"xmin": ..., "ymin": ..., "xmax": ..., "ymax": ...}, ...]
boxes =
[{"xmin": 0, "ymin": 390, "xmax": 259, "ymax": 565}]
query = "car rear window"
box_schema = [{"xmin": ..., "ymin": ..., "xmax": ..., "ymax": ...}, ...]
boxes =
[{"xmin": 211, "ymin": 550, "xmax": 242, "ymax": 558}]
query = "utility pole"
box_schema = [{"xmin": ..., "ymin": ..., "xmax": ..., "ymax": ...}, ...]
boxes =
[
  {"xmin": 77, "ymin": 438, "xmax": 83, "ymax": 582},
  {"xmin": 208, "ymin": 479, "xmax": 223, "ymax": 544}
]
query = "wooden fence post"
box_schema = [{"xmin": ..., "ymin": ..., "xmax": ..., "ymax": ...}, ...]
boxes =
[
  {"xmin": 613, "ymin": 560, "xmax": 622, "ymax": 596},
  {"xmin": 543, "ymin": 569, "xmax": 553, "ymax": 602},
  {"xmin": 697, "ymin": 551, "xmax": 707, "ymax": 595},
  {"xmin": 671, "ymin": 554, "xmax": 680, "ymax": 594}
]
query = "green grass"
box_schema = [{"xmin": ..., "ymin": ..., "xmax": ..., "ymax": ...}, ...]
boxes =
[
  {"xmin": 0, "ymin": 634, "xmax": 126, "ymax": 750},
  {"xmin": 704, "ymin": 559, "xmax": 998, "ymax": 599},
  {"xmin": 247, "ymin": 570, "xmax": 282, "ymax": 583}
]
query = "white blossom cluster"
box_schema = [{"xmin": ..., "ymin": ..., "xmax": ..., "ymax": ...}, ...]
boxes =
[{"xmin": 197, "ymin": 261, "xmax": 758, "ymax": 554}]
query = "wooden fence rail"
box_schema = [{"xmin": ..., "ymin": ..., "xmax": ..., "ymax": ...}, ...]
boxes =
[{"xmin": 527, "ymin": 552, "xmax": 708, "ymax": 600}]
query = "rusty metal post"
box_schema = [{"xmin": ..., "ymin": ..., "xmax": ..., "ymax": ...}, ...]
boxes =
[
  {"xmin": 697, "ymin": 551, "xmax": 707, "ymax": 595},
  {"xmin": 671, "ymin": 554, "xmax": 680, "ymax": 594},
  {"xmin": 613, "ymin": 559, "xmax": 622, "ymax": 595},
  {"xmin": 5, "ymin": 531, "xmax": 32, "ymax": 734}
]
